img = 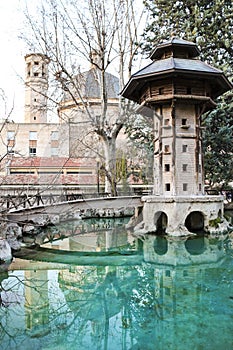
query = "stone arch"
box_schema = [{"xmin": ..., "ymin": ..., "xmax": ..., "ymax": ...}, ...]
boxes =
[
  {"xmin": 154, "ymin": 211, "xmax": 168, "ymax": 234},
  {"xmin": 185, "ymin": 211, "xmax": 204, "ymax": 233}
]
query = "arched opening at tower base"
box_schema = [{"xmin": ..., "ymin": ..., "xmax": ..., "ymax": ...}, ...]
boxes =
[
  {"xmin": 154, "ymin": 211, "xmax": 168, "ymax": 234},
  {"xmin": 138, "ymin": 196, "xmax": 229, "ymax": 236},
  {"xmin": 185, "ymin": 211, "xmax": 204, "ymax": 233}
]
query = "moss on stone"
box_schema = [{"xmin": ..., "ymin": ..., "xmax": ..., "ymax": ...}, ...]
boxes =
[{"xmin": 208, "ymin": 217, "xmax": 222, "ymax": 228}]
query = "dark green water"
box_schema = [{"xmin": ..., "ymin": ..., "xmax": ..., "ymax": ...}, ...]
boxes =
[{"xmin": 0, "ymin": 219, "xmax": 232, "ymax": 350}]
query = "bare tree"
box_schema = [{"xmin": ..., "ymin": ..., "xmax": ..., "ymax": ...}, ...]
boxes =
[
  {"xmin": 21, "ymin": 0, "xmax": 147, "ymax": 196},
  {"xmin": 0, "ymin": 90, "xmax": 20, "ymax": 165}
]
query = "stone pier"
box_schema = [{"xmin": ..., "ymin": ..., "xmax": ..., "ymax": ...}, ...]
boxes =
[{"xmin": 139, "ymin": 195, "xmax": 227, "ymax": 235}]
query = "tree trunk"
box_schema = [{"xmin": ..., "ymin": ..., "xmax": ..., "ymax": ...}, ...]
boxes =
[{"xmin": 102, "ymin": 137, "xmax": 117, "ymax": 196}]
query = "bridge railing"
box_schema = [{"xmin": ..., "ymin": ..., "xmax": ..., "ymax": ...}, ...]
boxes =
[
  {"xmin": 1, "ymin": 188, "xmax": 231, "ymax": 213},
  {"xmin": 0, "ymin": 192, "xmax": 112, "ymax": 212}
]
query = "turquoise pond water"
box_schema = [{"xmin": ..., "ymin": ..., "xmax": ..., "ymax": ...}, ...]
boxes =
[{"xmin": 0, "ymin": 218, "xmax": 232, "ymax": 350}]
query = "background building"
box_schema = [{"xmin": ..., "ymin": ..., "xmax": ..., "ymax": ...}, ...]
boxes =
[{"xmin": 0, "ymin": 53, "xmax": 148, "ymax": 196}]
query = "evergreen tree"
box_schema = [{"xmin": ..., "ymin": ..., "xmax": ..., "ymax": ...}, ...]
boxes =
[
  {"xmin": 142, "ymin": 0, "xmax": 233, "ymax": 71},
  {"xmin": 203, "ymin": 92, "xmax": 233, "ymax": 188}
]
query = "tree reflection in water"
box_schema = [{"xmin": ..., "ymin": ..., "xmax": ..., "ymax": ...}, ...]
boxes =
[{"xmin": 0, "ymin": 223, "xmax": 232, "ymax": 350}]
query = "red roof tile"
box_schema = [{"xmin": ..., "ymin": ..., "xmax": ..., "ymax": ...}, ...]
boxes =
[
  {"xmin": 9, "ymin": 157, "xmax": 96, "ymax": 168},
  {"xmin": 0, "ymin": 173, "xmax": 96, "ymax": 185}
]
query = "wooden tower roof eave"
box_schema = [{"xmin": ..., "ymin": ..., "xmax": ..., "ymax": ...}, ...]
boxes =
[{"xmin": 121, "ymin": 69, "xmax": 233, "ymax": 103}]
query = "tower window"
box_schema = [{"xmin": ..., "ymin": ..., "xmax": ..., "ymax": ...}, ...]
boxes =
[
  {"xmin": 165, "ymin": 183, "xmax": 171, "ymax": 191},
  {"xmin": 165, "ymin": 164, "xmax": 170, "ymax": 172},
  {"xmin": 183, "ymin": 183, "xmax": 188, "ymax": 191},
  {"xmin": 164, "ymin": 145, "xmax": 170, "ymax": 153},
  {"xmin": 182, "ymin": 145, "xmax": 188, "ymax": 152},
  {"xmin": 199, "ymin": 183, "xmax": 202, "ymax": 191},
  {"xmin": 164, "ymin": 118, "xmax": 170, "ymax": 126},
  {"xmin": 181, "ymin": 118, "xmax": 190, "ymax": 129},
  {"xmin": 29, "ymin": 147, "xmax": 36, "ymax": 156},
  {"xmin": 182, "ymin": 164, "xmax": 188, "ymax": 172},
  {"xmin": 34, "ymin": 61, "xmax": 39, "ymax": 65},
  {"xmin": 34, "ymin": 73, "xmax": 39, "ymax": 77},
  {"xmin": 159, "ymin": 87, "xmax": 164, "ymax": 95}
]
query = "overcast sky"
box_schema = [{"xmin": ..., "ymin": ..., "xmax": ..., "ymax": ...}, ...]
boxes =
[
  {"xmin": 0, "ymin": 0, "xmax": 147, "ymax": 123},
  {"xmin": 0, "ymin": 0, "xmax": 26, "ymax": 122}
]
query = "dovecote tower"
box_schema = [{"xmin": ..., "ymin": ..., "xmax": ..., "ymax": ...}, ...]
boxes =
[
  {"xmin": 122, "ymin": 38, "xmax": 232, "ymax": 235},
  {"xmin": 24, "ymin": 53, "xmax": 50, "ymax": 123}
]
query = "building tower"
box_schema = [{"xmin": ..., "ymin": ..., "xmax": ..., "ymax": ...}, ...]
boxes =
[
  {"xmin": 122, "ymin": 38, "xmax": 232, "ymax": 235},
  {"xmin": 24, "ymin": 53, "xmax": 50, "ymax": 123}
]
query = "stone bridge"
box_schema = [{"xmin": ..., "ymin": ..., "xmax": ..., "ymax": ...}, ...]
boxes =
[{"xmin": 6, "ymin": 196, "xmax": 143, "ymax": 225}]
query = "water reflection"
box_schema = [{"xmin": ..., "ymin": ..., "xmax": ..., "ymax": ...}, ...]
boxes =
[{"xmin": 0, "ymin": 221, "xmax": 232, "ymax": 350}]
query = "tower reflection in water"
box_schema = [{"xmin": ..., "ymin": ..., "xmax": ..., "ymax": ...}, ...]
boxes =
[
  {"xmin": 0, "ymin": 227, "xmax": 232, "ymax": 350},
  {"xmin": 52, "ymin": 232, "xmax": 232, "ymax": 349},
  {"xmin": 24, "ymin": 270, "xmax": 50, "ymax": 335}
]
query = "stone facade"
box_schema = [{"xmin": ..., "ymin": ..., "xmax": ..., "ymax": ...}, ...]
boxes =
[
  {"xmin": 0, "ymin": 54, "xmax": 127, "ymax": 193},
  {"xmin": 0, "ymin": 122, "xmax": 69, "ymax": 161},
  {"xmin": 153, "ymin": 102, "xmax": 204, "ymax": 196}
]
